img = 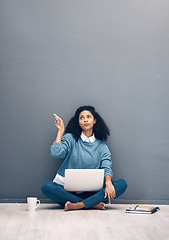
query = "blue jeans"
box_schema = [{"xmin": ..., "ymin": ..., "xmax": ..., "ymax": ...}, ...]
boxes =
[{"xmin": 41, "ymin": 179, "xmax": 127, "ymax": 209}]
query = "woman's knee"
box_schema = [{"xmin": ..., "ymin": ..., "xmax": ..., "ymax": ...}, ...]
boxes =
[
  {"xmin": 112, "ymin": 178, "xmax": 128, "ymax": 197},
  {"xmin": 41, "ymin": 181, "xmax": 53, "ymax": 194},
  {"xmin": 118, "ymin": 179, "xmax": 128, "ymax": 190}
]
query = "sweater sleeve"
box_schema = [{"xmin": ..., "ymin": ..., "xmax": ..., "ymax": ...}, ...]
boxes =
[
  {"xmin": 100, "ymin": 143, "xmax": 113, "ymax": 178},
  {"xmin": 50, "ymin": 133, "xmax": 73, "ymax": 158}
]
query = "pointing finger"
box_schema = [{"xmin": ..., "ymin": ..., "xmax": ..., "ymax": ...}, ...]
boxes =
[
  {"xmin": 108, "ymin": 194, "xmax": 111, "ymax": 204},
  {"xmin": 53, "ymin": 113, "xmax": 62, "ymax": 121}
]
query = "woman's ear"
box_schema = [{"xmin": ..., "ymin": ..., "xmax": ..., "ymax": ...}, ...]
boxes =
[{"xmin": 94, "ymin": 119, "xmax": 96, "ymax": 124}]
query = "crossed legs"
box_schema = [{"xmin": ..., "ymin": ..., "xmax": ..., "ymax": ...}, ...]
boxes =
[{"xmin": 41, "ymin": 179, "xmax": 127, "ymax": 211}]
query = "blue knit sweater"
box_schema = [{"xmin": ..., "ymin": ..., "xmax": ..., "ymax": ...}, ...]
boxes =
[{"xmin": 50, "ymin": 133, "xmax": 113, "ymax": 178}]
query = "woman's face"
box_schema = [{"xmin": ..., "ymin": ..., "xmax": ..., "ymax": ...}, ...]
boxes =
[{"xmin": 79, "ymin": 110, "xmax": 96, "ymax": 132}]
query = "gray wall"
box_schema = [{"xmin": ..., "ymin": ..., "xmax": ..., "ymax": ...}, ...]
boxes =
[{"xmin": 1, "ymin": 0, "xmax": 169, "ymax": 203}]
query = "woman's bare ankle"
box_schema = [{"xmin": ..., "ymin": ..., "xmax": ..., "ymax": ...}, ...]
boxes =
[
  {"xmin": 64, "ymin": 201, "xmax": 85, "ymax": 211},
  {"xmin": 91, "ymin": 202, "xmax": 106, "ymax": 210}
]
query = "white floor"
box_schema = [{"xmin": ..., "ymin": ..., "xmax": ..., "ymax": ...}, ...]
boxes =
[{"xmin": 0, "ymin": 203, "xmax": 168, "ymax": 240}]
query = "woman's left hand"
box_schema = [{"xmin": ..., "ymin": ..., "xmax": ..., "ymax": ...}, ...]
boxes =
[{"xmin": 104, "ymin": 181, "xmax": 116, "ymax": 204}]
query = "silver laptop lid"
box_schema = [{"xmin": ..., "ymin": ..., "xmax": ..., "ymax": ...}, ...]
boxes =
[{"xmin": 64, "ymin": 169, "xmax": 104, "ymax": 192}]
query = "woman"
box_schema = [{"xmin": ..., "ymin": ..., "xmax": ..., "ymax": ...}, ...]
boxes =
[{"xmin": 41, "ymin": 105, "xmax": 127, "ymax": 211}]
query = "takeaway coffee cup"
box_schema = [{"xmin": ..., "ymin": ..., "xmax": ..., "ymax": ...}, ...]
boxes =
[{"xmin": 27, "ymin": 197, "xmax": 40, "ymax": 211}]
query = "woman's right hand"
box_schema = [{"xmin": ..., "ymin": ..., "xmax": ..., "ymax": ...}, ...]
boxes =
[{"xmin": 53, "ymin": 113, "xmax": 65, "ymax": 132}]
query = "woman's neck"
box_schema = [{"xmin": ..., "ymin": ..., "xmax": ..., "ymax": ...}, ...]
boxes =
[{"xmin": 82, "ymin": 130, "xmax": 93, "ymax": 138}]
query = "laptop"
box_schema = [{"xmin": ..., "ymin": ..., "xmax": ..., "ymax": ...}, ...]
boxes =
[{"xmin": 64, "ymin": 169, "xmax": 104, "ymax": 192}]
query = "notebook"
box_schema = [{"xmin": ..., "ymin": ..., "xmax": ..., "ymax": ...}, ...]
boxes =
[
  {"xmin": 126, "ymin": 205, "xmax": 160, "ymax": 214},
  {"xmin": 64, "ymin": 169, "xmax": 104, "ymax": 192}
]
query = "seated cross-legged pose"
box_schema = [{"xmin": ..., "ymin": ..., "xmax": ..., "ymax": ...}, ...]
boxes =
[{"xmin": 41, "ymin": 105, "xmax": 127, "ymax": 211}]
